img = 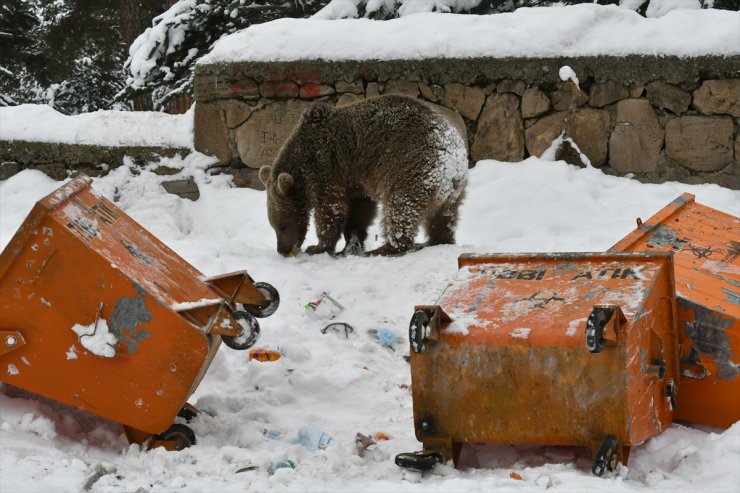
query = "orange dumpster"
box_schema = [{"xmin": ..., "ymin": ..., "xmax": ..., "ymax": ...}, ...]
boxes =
[
  {"xmin": 0, "ymin": 175, "xmax": 279, "ymax": 449},
  {"xmin": 611, "ymin": 193, "xmax": 739, "ymax": 428},
  {"xmin": 397, "ymin": 252, "xmax": 678, "ymax": 475}
]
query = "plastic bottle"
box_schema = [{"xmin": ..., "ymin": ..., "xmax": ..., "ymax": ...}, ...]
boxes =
[
  {"xmin": 297, "ymin": 426, "xmax": 333, "ymax": 451},
  {"xmin": 249, "ymin": 349, "xmax": 282, "ymax": 362},
  {"xmin": 263, "ymin": 429, "xmax": 281, "ymax": 440}
]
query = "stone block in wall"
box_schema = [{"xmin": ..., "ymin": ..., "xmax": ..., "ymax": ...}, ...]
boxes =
[
  {"xmin": 30, "ymin": 163, "xmax": 68, "ymax": 180},
  {"xmin": 0, "ymin": 161, "xmax": 22, "ymax": 180},
  {"xmin": 225, "ymin": 101, "xmax": 252, "ymax": 128},
  {"xmin": 300, "ymin": 83, "xmax": 335, "ymax": 99},
  {"xmin": 646, "ymin": 81, "xmax": 690, "ymax": 115},
  {"xmin": 693, "ymin": 79, "xmax": 740, "ymax": 117},
  {"xmin": 471, "ymin": 93, "xmax": 524, "ymax": 163},
  {"xmin": 235, "ymin": 99, "xmax": 311, "ymax": 168},
  {"xmin": 497, "ymin": 79, "xmax": 526, "ymax": 96},
  {"xmin": 524, "ymin": 111, "xmax": 566, "ymax": 158},
  {"xmin": 629, "ymin": 84, "xmax": 645, "ymax": 98},
  {"xmin": 442, "ymin": 83, "xmax": 485, "ymax": 120},
  {"xmin": 665, "ymin": 115, "xmax": 734, "ymax": 172},
  {"xmin": 608, "ymin": 99, "xmax": 664, "ymax": 173},
  {"xmin": 736, "ymin": 133, "xmax": 740, "ymax": 162},
  {"xmin": 383, "ymin": 80, "xmax": 420, "ymax": 98},
  {"xmin": 194, "ymin": 103, "xmax": 232, "ymax": 165},
  {"xmin": 223, "ymin": 166, "xmax": 266, "ymax": 190},
  {"xmin": 568, "ymin": 108, "xmax": 611, "ymax": 167},
  {"xmin": 521, "ymin": 87, "xmax": 550, "ymax": 118},
  {"xmin": 194, "ymin": 72, "xmax": 259, "ymax": 102},
  {"xmin": 336, "ymin": 80, "xmax": 364, "ymax": 94},
  {"xmin": 260, "ymin": 80, "xmax": 299, "ymax": 98},
  {"xmin": 419, "ymin": 82, "xmax": 444, "ymax": 102},
  {"xmin": 589, "ymin": 80, "xmax": 629, "ymax": 108},
  {"xmin": 550, "ymin": 82, "xmax": 588, "ymax": 111},
  {"xmin": 366, "ymin": 82, "xmax": 380, "ymax": 98}
]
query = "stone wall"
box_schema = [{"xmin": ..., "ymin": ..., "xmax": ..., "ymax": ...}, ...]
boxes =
[
  {"xmin": 0, "ymin": 139, "xmax": 191, "ymax": 181},
  {"xmin": 194, "ymin": 56, "xmax": 740, "ymax": 190}
]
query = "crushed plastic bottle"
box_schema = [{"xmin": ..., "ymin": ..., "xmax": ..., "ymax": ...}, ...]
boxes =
[
  {"xmin": 297, "ymin": 426, "xmax": 333, "ymax": 451},
  {"xmin": 249, "ymin": 348, "xmax": 282, "ymax": 362},
  {"xmin": 269, "ymin": 459, "xmax": 296, "ymax": 475}
]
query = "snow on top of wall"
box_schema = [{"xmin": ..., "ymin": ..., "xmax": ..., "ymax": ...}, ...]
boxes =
[
  {"xmin": 199, "ymin": 5, "xmax": 740, "ymax": 64},
  {"xmin": 0, "ymin": 104, "xmax": 194, "ymax": 147}
]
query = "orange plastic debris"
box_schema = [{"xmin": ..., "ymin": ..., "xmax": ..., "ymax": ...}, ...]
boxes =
[
  {"xmin": 510, "ymin": 472, "xmax": 523, "ymax": 480},
  {"xmin": 249, "ymin": 349, "xmax": 282, "ymax": 362},
  {"xmin": 611, "ymin": 193, "xmax": 739, "ymax": 428},
  {"xmin": 406, "ymin": 252, "xmax": 678, "ymax": 473},
  {"xmin": 0, "ymin": 176, "xmax": 277, "ymax": 447}
]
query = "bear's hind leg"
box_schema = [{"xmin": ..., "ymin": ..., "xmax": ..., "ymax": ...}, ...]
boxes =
[
  {"xmin": 341, "ymin": 196, "xmax": 377, "ymax": 255},
  {"xmin": 425, "ymin": 192, "xmax": 463, "ymax": 246},
  {"xmin": 366, "ymin": 192, "xmax": 424, "ymax": 256}
]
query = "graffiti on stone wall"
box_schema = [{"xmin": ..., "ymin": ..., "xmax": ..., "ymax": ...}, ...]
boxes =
[{"xmin": 236, "ymin": 100, "xmax": 311, "ymax": 169}]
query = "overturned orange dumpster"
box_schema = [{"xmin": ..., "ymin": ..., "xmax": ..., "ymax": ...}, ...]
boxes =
[
  {"xmin": 397, "ymin": 252, "xmax": 678, "ymax": 475},
  {"xmin": 0, "ymin": 175, "xmax": 279, "ymax": 449},
  {"xmin": 611, "ymin": 193, "xmax": 739, "ymax": 429}
]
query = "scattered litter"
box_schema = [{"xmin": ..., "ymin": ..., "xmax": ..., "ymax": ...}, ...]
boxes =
[
  {"xmin": 297, "ymin": 426, "xmax": 333, "ymax": 451},
  {"xmin": 263, "ymin": 429, "xmax": 281, "ymax": 440},
  {"xmin": 510, "ymin": 471, "xmax": 523, "ymax": 480},
  {"xmin": 268, "ymin": 460, "xmax": 295, "ymax": 475},
  {"xmin": 321, "ymin": 322, "xmax": 354, "ymax": 338},
  {"xmin": 535, "ymin": 474, "xmax": 554, "ymax": 489},
  {"xmin": 304, "ymin": 292, "xmax": 345, "ymax": 320},
  {"xmin": 235, "ymin": 464, "xmax": 258, "ymax": 474},
  {"xmin": 355, "ymin": 433, "xmax": 376, "ymax": 457},
  {"xmin": 367, "ymin": 328, "xmax": 397, "ymax": 350},
  {"xmin": 82, "ymin": 463, "xmax": 117, "ymax": 491},
  {"xmin": 373, "ymin": 432, "xmax": 390, "ymax": 441},
  {"xmin": 249, "ymin": 348, "xmax": 282, "ymax": 362}
]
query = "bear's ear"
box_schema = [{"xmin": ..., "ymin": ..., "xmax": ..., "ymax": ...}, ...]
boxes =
[
  {"xmin": 277, "ymin": 172, "xmax": 294, "ymax": 195},
  {"xmin": 259, "ymin": 165, "xmax": 272, "ymax": 186},
  {"xmin": 306, "ymin": 101, "xmax": 331, "ymax": 125}
]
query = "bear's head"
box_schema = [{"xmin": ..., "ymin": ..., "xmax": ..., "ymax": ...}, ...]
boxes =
[{"xmin": 259, "ymin": 165, "xmax": 308, "ymax": 256}]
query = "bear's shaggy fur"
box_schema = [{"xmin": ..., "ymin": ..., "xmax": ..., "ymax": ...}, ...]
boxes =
[{"xmin": 258, "ymin": 95, "xmax": 469, "ymax": 256}]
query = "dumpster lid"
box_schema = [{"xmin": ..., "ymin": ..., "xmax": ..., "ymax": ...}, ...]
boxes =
[{"xmin": 610, "ymin": 193, "xmax": 739, "ymax": 315}]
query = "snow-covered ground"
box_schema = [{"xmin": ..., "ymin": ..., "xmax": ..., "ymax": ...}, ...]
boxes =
[
  {"xmin": 2, "ymin": 4, "xmax": 740, "ymax": 492},
  {"xmin": 1, "ymin": 117, "xmax": 739, "ymax": 493}
]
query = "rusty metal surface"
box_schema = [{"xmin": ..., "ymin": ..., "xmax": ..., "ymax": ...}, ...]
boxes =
[
  {"xmin": 409, "ymin": 252, "xmax": 677, "ymax": 464},
  {"xmin": 0, "ymin": 176, "xmax": 259, "ymax": 435},
  {"xmin": 611, "ymin": 193, "xmax": 739, "ymax": 428}
]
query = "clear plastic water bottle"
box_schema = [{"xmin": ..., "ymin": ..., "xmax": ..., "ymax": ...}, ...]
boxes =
[{"xmin": 297, "ymin": 426, "xmax": 333, "ymax": 451}]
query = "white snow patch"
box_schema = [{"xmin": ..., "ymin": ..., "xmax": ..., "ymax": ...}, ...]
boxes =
[
  {"xmin": 171, "ymin": 298, "xmax": 222, "ymax": 311},
  {"xmin": 201, "ymin": 5, "xmax": 740, "ymax": 64},
  {"xmin": 66, "ymin": 345, "xmax": 78, "ymax": 360},
  {"xmin": 6, "ymin": 364, "xmax": 19, "ymax": 376},
  {"xmin": 567, "ymin": 318, "xmax": 586, "ymax": 337},
  {"xmin": 71, "ymin": 320, "xmax": 117, "ymax": 358},
  {"xmin": 509, "ymin": 327, "xmax": 532, "ymax": 339}
]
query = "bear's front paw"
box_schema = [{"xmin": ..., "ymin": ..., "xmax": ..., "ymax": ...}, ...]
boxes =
[{"xmin": 305, "ymin": 245, "xmax": 330, "ymax": 255}]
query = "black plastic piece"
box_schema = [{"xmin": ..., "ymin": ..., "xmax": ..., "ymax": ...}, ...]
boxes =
[
  {"xmin": 592, "ymin": 435, "xmax": 619, "ymax": 476},
  {"xmin": 154, "ymin": 423, "xmax": 196, "ymax": 450},
  {"xmin": 222, "ymin": 310, "xmax": 260, "ymax": 350},
  {"xmin": 409, "ymin": 310, "xmax": 430, "ymax": 354},
  {"xmin": 395, "ymin": 451, "xmax": 444, "ymax": 471}
]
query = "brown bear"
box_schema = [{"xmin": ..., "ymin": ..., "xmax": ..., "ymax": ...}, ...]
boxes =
[{"xmin": 258, "ymin": 95, "xmax": 468, "ymax": 256}]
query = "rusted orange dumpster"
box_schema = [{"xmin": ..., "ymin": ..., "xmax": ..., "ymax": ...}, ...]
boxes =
[
  {"xmin": 397, "ymin": 252, "xmax": 678, "ymax": 475},
  {"xmin": 0, "ymin": 175, "xmax": 279, "ymax": 449},
  {"xmin": 611, "ymin": 193, "xmax": 739, "ymax": 428}
]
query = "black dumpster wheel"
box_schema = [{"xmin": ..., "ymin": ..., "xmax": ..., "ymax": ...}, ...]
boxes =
[
  {"xmin": 154, "ymin": 424, "xmax": 196, "ymax": 451},
  {"xmin": 240, "ymin": 282, "xmax": 280, "ymax": 318},
  {"xmin": 395, "ymin": 451, "xmax": 444, "ymax": 471},
  {"xmin": 223, "ymin": 310, "xmax": 260, "ymax": 350},
  {"xmin": 409, "ymin": 310, "xmax": 430, "ymax": 354},
  {"xmin": 585, "ymin": 308, "xmax": 609, "ymax": 353},
  {"xmin": 592, "ymin": 435, "xmax": 619, "ymax": 476}
]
